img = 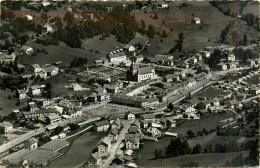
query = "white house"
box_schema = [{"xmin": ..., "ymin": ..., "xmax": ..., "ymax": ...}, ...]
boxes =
[
  {"xmin": 228, "ymin": 54, "xmax": 235, "ymax": 62},
  {"xmin": 194, "ymin": 17, "xmax": 201, "ymax": 24},
  {"xmin": 218, "ymin": 62, "xmax": 227, "ymax": 71},
  {"xmin": 0, "ymin": 52, "xmax": 16, "ymax": 63},
  {"xmin": 0, "ymin": 122, "xmax": 13, "ymax": 134},
  {"xmin": 43, "ymin": 23, "xmax": 54, "ymax": 33},
  {"xmin": 25, "ymin": 14, "xmax": 33, "ymax": 21},
  {"xmin": 18, "ymin": 89, "xmax": 27, "ymax": 100},
  {"xmin": 127, "ymin": 112, "xmax": 135, "ymax": 121},
  {"xmin": 123, "ymin": 45, "xmax": 135, "ymax": 52},
  {"xmin": 98, "ymin": 137, "xmax": 111, "ymax": 157},
  {"xmin": 42, "ymin": 1, "xmax": 50, "ymax": 7},
  {"xmin": 44, "ymin": 65, "xmax": 59, "ymax": 76},
  {"xmin": 21, "ymin": 46, "xmax": 33, "ymax": 55}
]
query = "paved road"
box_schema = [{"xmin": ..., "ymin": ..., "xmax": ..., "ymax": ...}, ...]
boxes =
[{"xmin": 102, "ymin": 121, "xmax": 130, "ymax": 167}]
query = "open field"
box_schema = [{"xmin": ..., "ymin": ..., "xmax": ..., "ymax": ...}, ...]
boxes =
[
  {"xmin": 194, "ymin": 87, "xmax": 231, "ymax": 99},
  {"xmin": 0, "ymin": 89, "xmax": 23, "ymax": 116},
  {"xmin": 35, "ymin": 73, "xmax": 92, "ymax": 97},
  {"xmin": 49, "ymin": 132, "xmax": 105, "ymax": 168},
  {"xmin": 171, "ymin": 113, "xmax": 232, "ymax": 136},
  {"xmin": 136, "ymin": 150, "xmax": 249, "ymax": 167}
]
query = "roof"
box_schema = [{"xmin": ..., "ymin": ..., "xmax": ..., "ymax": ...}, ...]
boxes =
[
  {"xmin": 142, "ymin": 114, "xmax": 154, "ymax": 119},
  {"xmin": 44, "ymin": 65, "xmax": 58, "ymax": 73},
  {"xmin": 108, "ymin": 51, "xmax": 126, "ymax": 58},
  {"xmin": 188, "ymin": 98, "xmax": 200, "ymax": 105},
  {"xmin": 0, "ymin": 122, "xmax": 13, "ymax": 127},
  {"xmin": 40, "ymin": 139, "xmax": 69, "ymax": 152},
  {"xmin": 95, "ymin": 120, "xmax": 110, "ymax": 127},
  {"xmin": 137, "ymin": 66, "xmax": 154, "ymax": 75},
  {"xmin": 155, "ymin": 55, "xmax": 173, "ymax": 61},
  {"xmin": 47, "ymin": 114, "xmax": 61, "ymax": 120},
  {"xmin": 128, "ymin": 127, "xmax": 138, "ymax": 133},
  {"xmin": 27, "ymin": 137, "xmax": 38, "ymax": 144},
  {"xmin": 104, "ymin": 84, "xmax": 118, "ymax": 90},
  {"xmin": 21, "ymin": 46, "xmax": 32, "ymax": 50}
]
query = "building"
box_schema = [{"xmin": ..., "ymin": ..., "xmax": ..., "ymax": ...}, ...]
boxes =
[
  {"xmin": 18, "ymin": 89, "xmax": 27, "ymax": 100},
  {"xmin": 63, "ymin": 107, "xmax": 82, "ymax": 119},
  {"xmin": 228, "ymin": 54, "xmax": 235, "ymax": 62},
  {"xmin": 42, "ymin": 1, "xmax": 50, "ymax": 6},
  {"xmin": 88, "ymin": 153, "xmax": 102, "ymax": 166},
  {"xmin": 21, "ymin": 46, "xmax": 33, "ymax": 55},
  {"xmin": 98, "ymin": 137, "xmax": 111, "ymax": 157},
  {"xmin": 44, "ymin": 65, "xmax": 58, "ymax": 76},
  {"xmin": 157, "ymin": 2, "xmax": 168, "ymax": 8},
  {"xmin": 217, "ymin": 62, "xmax": 228, "ymax": 71},
  {"xmin": 126, "ymin": 138, "xmax": 140, "ymax": 150},
  {"xmin": 24, "ymin": 138, "xmax": 38, "ymax": 150},
  {"xmin": 104, "ymin": 84, "xmax": 119, "ymax": 94},
  {"xmin": 127, "ymin": 112, "xmax": 135, "ymax": 121},
  {"xmin": 31, "ymin": 64, "xmax": 42, "ymax": 74},
  {"xmin": 249, "ymin": 86, "xmax": 260, "ymax": 95},
  {"xmin": 126, "ymin": 62, "xmax": 156, "ymax": 82},
  {"xmin": 25, "ymin": 14, "xmax": 33, "ymax": 20},
  {"xmin": 30, "ymin": 85, "xmax": 44, "ymax": 96},
  {"xmin": 0, "ymin": 122, "xmax": 13, "ymax": 134},
  {"xmin": 0, "ymin": 52, "xmax": 16, "ymax": 63},
  {"xmin": 123, "ymin": 45, "xmax": 135, "ymax": 52},
  {"xmin": 146, "ymin": 127, "xmax": 162, "ymax": 137},
  {"xmin": 43, "ymin": 23, "xmax": 54, "ymax": 33},
  {"xmin": 94, "ymin": 120, "xmax": 110, "ymax": 132},
  {"xmin": 46, "ymin": 114, "xmax": 62, "ymax": 125},
  {"xmin": 107, "ymin": 51, "xmax": 127, "ymax": 64},
  {"xmin": 107, "ymin": 128, "xmax": 119, "ymax": 142},
  {"xmin": 152, "ymin": 55, "xmax": 174, "ymax": 66},
  {"xmin": 194, "ymin": 17, "xmax": 201, "ymax": 24}
]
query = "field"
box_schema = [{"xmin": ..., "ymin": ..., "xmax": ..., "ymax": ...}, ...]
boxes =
[
  {"xmin": 132, "ymin": 1, "xmax": 232, "ymax": 56},
  {"xmin": 49, "ymin": 132, "xmax": 105, "ymax": 168},
  {"xmin": 35, "ymin": 73, "xmax": 92, "ymax": 97},
  {"xmin": 136, "ymin": 150, "xmax": 249, "ymax": 167},
  {"xmin": 171, "ymin": 112, "xmax": 232, "ymax": 136},
  {"xmin": 0, "ymin": 89, "xmax": 24, "ymax": 116},
  {"xmin": 194, "ymin": 87, "xmax": 231, "ymax": 99}
]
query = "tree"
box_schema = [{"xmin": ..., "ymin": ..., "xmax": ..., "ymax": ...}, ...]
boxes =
[
  {"xmin": 141, "ymin": 19, "xmax": 146, "ymax": 33},
  {"xmin": 147, "ymin": 25, "xmax": 155, "ymax": 38},
  {"xmin": 167, "ymin": 103, "xmax": 174, "ymax": 111},
  {"xmin": 154, "ymin": 149, "xmax": 163, "ymax": 159},
  {"xmin": 193, "ymin": 144, "xmax": 202, "ymax": 154},
  {"xmin": 53, "ymin": 126, "xmax": 64, "ymax": 135},
  {"xmin": 162, "ymin": 30, "xmax": 167, "ymax": 38},
  {"xmin": 178, "ymin": 33, "xmax": 184, "ymax": 43},
  {"xmin": 46, "ymin": 82, "xmax": 52, "ymax": 90},
  {"xmin": 243, "ymin": 33, "xmax": 247, "ymax": 46},
  {"xmin": 187, "ymin": 130, "xmax": 195, "ymax": 139}
]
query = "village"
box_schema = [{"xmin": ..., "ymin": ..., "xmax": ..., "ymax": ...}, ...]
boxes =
[{"xmin": 0, "ymin": 1, "xmax": 259, "ymax": 168}]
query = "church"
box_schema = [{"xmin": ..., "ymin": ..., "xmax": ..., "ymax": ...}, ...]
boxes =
[{"xmin": 126, "ymin": 61, "xmax": 156, "ymax": 82}]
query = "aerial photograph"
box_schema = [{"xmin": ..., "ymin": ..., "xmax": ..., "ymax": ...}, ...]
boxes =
[{"xmin": 0, "ymin": 0, "xmax": 259, "ymax": 167}]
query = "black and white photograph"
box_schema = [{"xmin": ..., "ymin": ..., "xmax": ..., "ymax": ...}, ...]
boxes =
[{"xmin": 0, "ymin": 0, "xmax": 259, "ymax": 167}]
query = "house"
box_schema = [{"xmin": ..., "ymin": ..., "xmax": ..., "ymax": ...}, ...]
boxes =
[
  {"xmin": 227, "ymin": 99, "xmax": 241, "ymax": 109},
  {"xmin": 39, "ymin": 70, "xmax": 47, "ymax": 79},
  {"xmin": 187, "ymin": 98, "xmax": 200, "ymax": 107},
  {"xmin": 111, "ymin": 119, "xmax": 121, "ymax": 129},
  {"xmin": 228, "ymin": 54, "xmax": 235, "ymax": 62},
  {"xmin": 187, "ymin": 78, "xmax": 196, "ymax": 88},
  {"xmin": 0, "ymin": 122, "xmax": 13, "ymax": 134},
  {"xmin": 196, "ymin": 101, "xmax": 211, "ymax": 110},
  {"xmin": 185, "ymin": 106, "xmax": 196, "ymax": 113},
  {"xmin": 44, "ymin": 65, "xmax": 59, "ymax": 76},
  {"xmin": 175, "ymin": 71, "xmax": 185, "ymax": 79},
  {"xmin": 25, "ymin": 137, "xmax": 38, "ymax": 150},
  {"xmin": 97, "ymin": 93, "xmax": 110, "ymax": 102},
  {"xmin": 195, "ymin": 54, "xmax": 202, "ymax": 61},
  {"xmin": 98, "ymin": 137, "xmax": 111, "ymax": 157},
  {"xmin": 107, "ymin": 51, "xmax": 127, "ymax": 64},
  {"xmin": 70, "ymin": 83, "xmax": 83, "ymax": 91},
  {"xmin": 31, "ymin": 64, "xmax": 42, "ymax": 74},
  {"xmin": 94, "ymin": 120, "xmax": 110, "ymax": 132},
  {"xmin": 18, "ymin": 89, "xmax": 27, "ymax": 100},
  {"xmin": 194, "ymin": 17, "xmax": 201, "ymax": 24},
  {"xmin": 210, "ymin": 97, "xmax": 220, "ymax": 106},
  {"xmin": 0, "ymin": 52, "xmax": 16, "ymax": 63},
  {"xmin": 158, "ymin": 2, "xmax": 168, "ymax": 8},
  {"xmin": 123, "ymin": 45, "xmax": 135, "ymax": 52},
  {"xmin": 146, "ymin": 127, "xmax": 162, "ymax": 137},
  {"xmin": 25, "ymin": 14, "xmax": 33, "ymax": 21},
  {"xmin": 104, "ymin": 84, "xmax": 118, "ymax": 94},
  {"xmin": 107, "ymin": 128, "xmax": 119, "ymax": 142},
  {"xmin": 46, "ymin": 114, "xmax": 62, "ymax": 125},
  {"xmin": 249, "ymin": 86, "xmax": 260, "ymax": 95},
  {"xmin": 153, "ymin": 55, "xmax": 174, "ymax": 66},
  {"xmin": 190, "ymin": 57, "xmax": 198, "ymax": 64},
  {"xmin": 126, "ymin": 138, "xmax": 140, "ymax": 150},
  {"xmin": 88, "ymin": 152, "xmax": 102, "ymax": 166},
  {"xmin": 217, "ymin": 62, "xmax": 228, "ymax": 71},
  {"xmin": 58, "ymin": 133, "xmax": 66, "ymax": 139},
  {"xmin": 136, "ymin": 55, "xmax": 144, "ymax": 62},
  {"xmin": 30, "ymin": 85, "xmax": 44, "ymax": 96},
  {"xmin": 160, "ymin": 118, "xmax": 176, "ymax": 128},
  {"xmin": 21, "ymin": 46, "xmax": 33, "ymax": 55},
  {"xmin": 127, "ymin": 112, "xmax": 135, "ymax": 121},
  {"xmin": 141, "ymin": 114, "xmax": 155, "ymax": 121},
  {"xmin": 42, "ymin": 1, "xmax": 50, "ymax": 6},
  {"xmin": 43, "ymin": 23, "xmax": 54, "ymax": 33},
  {"xmin": 63, "ymin": 107, "xmax": 82, "ymax": 119}
]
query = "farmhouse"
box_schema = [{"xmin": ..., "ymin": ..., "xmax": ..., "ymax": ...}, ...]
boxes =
[
  {"xmin": 123, "ymin": 45, "xmax": 135, "ymax": 52},
  {"xmin": 98, "ymin": 138, "xmax": 111, "ymax": 157},
  {"xmin": 44, "ymin": 65, "xmax": 59, "ymax": 76},
  {"xmin": 126, "ymin": 138, "xmax": 140, "ymax": 150},
  {"xmin": 31, "ymin": 64, "xmax": 42, "ymax": 74},
  {"xmin": 25, "ymin": 14, "xmax": 33, "ymax": 21},
  {"xmin": 0, "ymin": 122, "xmax": 13, "ymax": 134},
  {"xmin": 107, "ymin": 51, "xmax": 127, "ymax": 64},
  {"xmin": 103, "ymin": 84, "xmax": 119, "ymax": 94},
  {"xmin": 18, "ymin": 89, "xmax": 27, "ymax": 100},
  {"xmin": 0, "ymin": 52, "xmax": 16, "ymax": 63},
  {"xmin": 94, "ymin": 120, "xmax": 110, "ymax": 132},
  {"xmin": 45, "ymin": 114, "xmax": 62, "ymax": 125},
  {"xmin": 21, "ymin": 46, "xmax": 33, "ymax": 55},
  {"xmin": 193, "ymin": 17, "xmax": 201, "ymax": 24},
  {"xmin": 127, "ymin": 111, "xmax": 135, "ymax": 121},
  {"xmin": 43, "ymin": 23, "xmax": 54, "ymax": 33}
]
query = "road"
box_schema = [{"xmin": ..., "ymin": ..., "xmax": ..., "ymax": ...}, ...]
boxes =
[{"xmin": 102, "ymin": 121, "xmax": 131, "ymax": 167}]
